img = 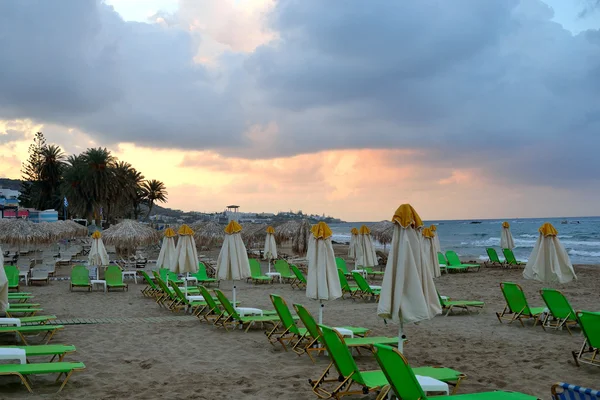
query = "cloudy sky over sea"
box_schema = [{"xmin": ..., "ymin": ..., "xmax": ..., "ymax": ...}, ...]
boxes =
[{"xmin": 1, "ymin": 0, "xmax": 600, "ymax": 221}]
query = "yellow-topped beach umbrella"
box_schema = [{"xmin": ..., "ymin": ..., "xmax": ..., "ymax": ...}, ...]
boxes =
[
  {"xmin": 174, "ymin": 225, "xmax": 200, "ymax": 294},
  {"xmin": 348, "ymin": 227, "xmax": 359, "ymax": 259},
  {"xmin": 306, "ymin": 221, "xmax": 342, "ymax": 324},
  {"xmin": 356, "ymin": 224, "xmax": 378, "ymax": 267},
  {"xmin": 501, "ymin": 221, "xmax": 515, "ymax": 250},
  {"xmin": 156, "ymin": 228, "xmax": 177, "ymax": 271},
  {"xmin": 523, "ymin": 223, "xmax": 577, "ymax": 284},
  {"xmin": 430, "ymin": 224, "xmax": 441, "ymax": 254},
  {"xmin": 89, "ymin": 230, "xmax": 109, "ymax": 280},
  {"xmin": 263, "ymin": 226, "xmax": 277, "ymax": 273},
  {"xmin": 0, "ymin": 249, "xmax": 8, "ymax": 313},
  {"xmin": 216, "ymin": 220, "xmax": 250, "ymax": 305},
  {"xmin": 422, "ymin": 228, "xmax": 442, "ymax": 278},
  {"xmin": 378, "ymin": 204, "xmax": 441, "ymax": 350}
]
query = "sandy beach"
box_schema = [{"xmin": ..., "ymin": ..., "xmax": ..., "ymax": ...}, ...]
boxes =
[{"xmin": 1, "ymin": 244, "xmax": 598, "ymax": 399}]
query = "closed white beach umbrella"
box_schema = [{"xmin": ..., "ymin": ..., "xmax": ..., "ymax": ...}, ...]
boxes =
[
  {"xmin": 422, "ymin": 228, "xmax": 442, "ymax": 278},
  {"xmin": 356, "ymin": 225, "xmax": 378, "ymax": 267},
  {"xmin": 216, "ymin": 220, "xmax": 251, "ymax": 304},
  {"xmin": 263, "ymin": 226, "xmax": 277, "ymax": 273},
  {"xmin": 306, "ymin": 221, "xmax": 342, "ymax": 324},
  {"xmin": 173, "ymin": 225, "xmax": 199, "ymax": 274},
  {"xmin": 378, "ymin": 204, "xmax": 442, "ymax": 350},
  {"xmin": 89, "ymin": 231, "xmax": 109, "ymax": 280},
  {"xmin": 430, "ymin": 225, "xmax": 442, "ymax": 254},
  {"xmin": 348, "ymin": 227, "xmax": 359, "ymax": 259},
  {"xmin": 0, "ymin": 249, "xmax": 8, "ymax": 313},
  {"xmin": 156, "ymin": 227, "xmax": 177, "ymax": 270},
  {"xmin": 523, "ymin": 223, "xmax": 577, "ymax": 284},
  {"xmin": 501, "ymin": 221, "xmax": 515, "ymax": 250}
]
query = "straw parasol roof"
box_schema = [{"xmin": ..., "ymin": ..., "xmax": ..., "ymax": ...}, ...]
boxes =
[
  {"xmin": 370, "ymin": 220, "xmax": 394, "ymax": 248},
  {"xmin": 101, "ymin": 219, "xmax": 160, "ymax": 248},
  {"xmin": 191, "ymin": 220, "xmax": 225, "ymax": 249},
  {"xmin": 57, "ymin": 220, "xmax": 88, "ymax": 239},
  {"xmin": 241, "ymin": 223, "xmax": 268, "ymax": 248},
  {"xmin": 0, "ymin": 219, "xmax": 52, "ymax": 245}
]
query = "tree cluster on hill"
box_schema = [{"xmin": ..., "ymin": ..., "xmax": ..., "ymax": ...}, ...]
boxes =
[{"xmin": 18, "ymin": 132, "xmax": 168, "ymax": 225}]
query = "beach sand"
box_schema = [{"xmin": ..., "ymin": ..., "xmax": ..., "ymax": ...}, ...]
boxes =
[{"xmin": 1, "ymin": 244, "xmax": 598, "ymax": 399}]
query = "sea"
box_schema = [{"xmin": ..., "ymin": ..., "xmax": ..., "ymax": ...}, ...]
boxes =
[{"xmin": 329, "ymin": 217, "xmax": 600, "ymax": 265}]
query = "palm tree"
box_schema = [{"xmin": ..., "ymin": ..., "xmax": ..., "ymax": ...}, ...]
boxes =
[
  {"xmin": 143, "ymin": 179, "xmax": 168, "ymax": 221},
  {"xmin": 82, "ymin": 148, "xmax": 115, "ymax": 225},
  {"xmin": 62, "ymin": 155, "xmax": 95, "ymax": 221},
  {"xmin": 38, "ymin": 144, "xmax": 66, "ymax": 210}
]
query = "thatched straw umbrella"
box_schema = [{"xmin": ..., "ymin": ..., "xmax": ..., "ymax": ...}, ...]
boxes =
[
  {"xmin": 275, "ymin": 219, "xmax": 312, "ymax": 255},
  {"xmin": 0, "ymin": 219, "xmax": 52, "ymax": 246},
  {"xmin": 192, "ymin": 220, "xmax": 225, "ymax": 249},
  {"xmin": 370, "ymin": 220, "xmax": 394, "ymax": 251},
  {"xmin": 56, "ymin": 220, "xmax": 88, "ymax": 239},
  {"xmin": 241, "ymin": 223, "xmax": 268, "ymax": 249},
  {"xmin": 102, "ymin": 219, "xmax": 160, "ymax": 256}
]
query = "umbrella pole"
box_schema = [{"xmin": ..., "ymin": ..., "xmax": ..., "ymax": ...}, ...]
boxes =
[
  {"xmin": 319, "ymin": 301, "xmax": 324, "ymax": 324},
  {"xmin": 233, "ymin": 284, "xmax": 237, "ymax": 307},
  {"xmin": 398, "ymin": 321, "xmax": 405, "ymax": 352},
  {"xmin": 268, "ymin": 258, "xmax": 271, "ymax": 274}
]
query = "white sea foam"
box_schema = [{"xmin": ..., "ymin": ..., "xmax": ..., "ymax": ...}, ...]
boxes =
[{"xmin": 568, "ymin": 249, "xmax": 600, "ymax": 258}]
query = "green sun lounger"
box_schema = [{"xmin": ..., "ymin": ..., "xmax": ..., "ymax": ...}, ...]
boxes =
[
  {"xmin": 170, "ymin": 282, "xmax": 208, "ymax": 314},
  {"xmin": 8, "ymin": 293, "xmax": 34, "ymax": 303},
  {"xmin": 352, "ymin": 272, "xmax": 381, "ymax": 300},
  {"xmin": 496, "ymin": 282, "xmax": 545, "ymax": 326},
  {"xmin": 294, "ymin": 303, "xmax": 398, "ymax": 363},
  {"xmin": 269, "ymin": 294, "xmax": 309, "ymax": 351},
  {"xmin": 191, "ymin": 262, "xmax": 219, "ymax": 287},
  {"xmin": 503, "ymin": 248, "xmax": 526, "ymax": 267},
  {"xmin": 247, "ymin": 259, "xmax": 272, "ymax": 284},
  {"xmin": 140, "ymin": 271, "xmax": 160, "ymax": 298},
  {"xmin": 338, "ymin": 269, "xmax": 361, "ymax": 298},
  {"xmin": 437, "ymin": 291, "xmax": 484, "ymax": 316},
  {"xmin": 11, "ymin": 315, "xmax": 57, "ymax": 325},
  {"xmin": 0, "ymin": 325, "xmax": 64, "ymax": 345},
  {"xmin": 214, "ymin": 289, "xmax": 285, "ymax": 333},
  {"xmin": 159, "ymin": 268, "xmax": 183, "ymax": 285},
  {"xmin": 3, "ymin": 344, "xmax": 76, "ymax": 362},
  {"xmin": 6, "ymin": 307, "xmax": 44, "ymax": 317},
  {"xmin": 70, "ymin": 265, "xmax": 91, "ymax": 292},
  {"xmin": 0, "ymin": 361, "xmax": 85, "ymax": 393},
  {"xmin": 152, "ymin": 272, "xmax": 200, "ymax": 307},
  {"xmin": 289, "ymin": 264, "xmax": 307, "ymax": 289},
  {"xmin": 486, "ymin": 248, "xmax": 506, "ymax": 267},
  {"xmin": 335, "ymin": 257, "xmax": 352, "ymax": 276},
  {"xmin": 539, "ymin": 288, "xmax": 579, "ymax": 334},
  {"xmin": 373, "ymin": 343, "xmax": 539, "ymax": 400},
  {"xmin": 274, "ymin": 260, "xmax": 296, "ymax": 283},
  {"xmin": 196, "ymin": 285, "xmax": 225, "ymax": 323},
  {"xmin": 4, "ymin": 265, "xmax": 20, "ymax": 292},
  {"xmin": 572, "ymin": 310, "xmax": 600, "ymax": 368},
  {"xmin": 445, "ymin": 251, "xmax": 481, "ymax": 272},
  {"xmin": 313, "ymin": 325, "xmax": 466, "ymax": 399},
  {"xmin": 105, "ymin": 265, "xmax": 128, "ymax": 291},
  {"xmin": 360, "ymin": 266, "xmax": 385, "ymax": 278}
]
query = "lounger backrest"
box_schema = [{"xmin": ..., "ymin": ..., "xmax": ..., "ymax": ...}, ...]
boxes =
[
  {"xmin": 540, "ymin": 289, "xmax": 576, "ymax": 321},
  {"xmin": 105, "ymin": 266, "xmax": 123, "ymax": 285},
  {"xmin": 577, "ymin": 311, "xmax": 600, "ymax": 350},
  {"xmin": 159, "ymin": 268, "xmax": 169, "ymax": 282},
  {"xmin": 141, "ymin": 271, "xmax": 158, "ymax": 290},
  {"xmin": 503, "ymin": 248, "xmax": 517, "ymax": 264},
  {"xmin": 71, "ymin": 266, "xmax": 90, "ymax": 285},
  {"xmin": 170, "ymin": 282, "xmax": 186, "ymax": 301},
  {"xmin": 154, "ymin": 274, "xmax": 175, "ymax": 300},
  {"xmin": 437, "ymin": 252, "xmax": 447, "ymax": 265},
  {"xmin": 249, "ymin": 259, "xmax": 262, "ymax": 277},
  {"xmin": 274, "ymin": 260, "xmax": 292, "ymax": 277},
  {"xmin": 352, "ymin": 272, "xmax": 371, "ymax": 293},
  {"xmin": 196, "ymin": 263, "xmax": 209, "ymax": 280},
  {"xmin": 500, "ymin": 282, "xmax": 532, "ymax": 315},
  {"xmin": 373, "ymin": 344, "xmax": 427, "ymax": 400},
  {"xmin": 290, "ymin": 264, "xmax": 306, "ymax": 283},
  {"xmin": 293, "ymin": 303, "xmax": 322, "ymax": 341},
  {"xmin": 319, "ymin": 325, "xmax": 366, "ymax": 385},
  {"xmin": 4, "ymin": 265, "xmax": 19, "ymax": 285},
  {"xmin": 270, "ymin": 294, "xmax": 301, "ymax": 335},
  {"xmin": 445, "ymin": 251, "xmax": 462, "ymax": 266},
  {"xmin": 337, "ymin": 269, "xmax": 350, "ymax": 290},
  {"xmin": 436, "ymin": 290, "xmax": 448, "ymax": 307},
  {"xmin": 198, "ymin": 285, "xmax": 221, "ymax": 314},
  {"xmin": 552, "ymin": 382, "xmax": 600, "ymax": 400},
  {"xmin": 487, "ymin": 248, "xmax": 501, "ymax": 263},
  {"xmin": 335, "ymin": 257, "xmax": 349, "ymax": 274},
  {"xmin": 214, "ymin": 289, "xmax": 240, "ymax": 319}
]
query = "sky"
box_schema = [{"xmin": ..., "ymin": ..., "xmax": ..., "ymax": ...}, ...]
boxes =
[{"xmin": 1, "ymin": 0, "xmax": 600, "ymax": 222}]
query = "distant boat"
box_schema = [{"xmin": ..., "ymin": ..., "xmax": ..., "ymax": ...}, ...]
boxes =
[
  {"xmin": 470, "ymin": 221, "xmax": 482, "ymax": 224},
  {"xmin": 561, "ymin": 220, "xmax": 568, "ymax": 224}
]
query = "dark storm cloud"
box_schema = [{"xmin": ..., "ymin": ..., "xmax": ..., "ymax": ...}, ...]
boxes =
[{"xmin": 1, "ymin": 0, "xmax": 600, "ymax": 188}]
